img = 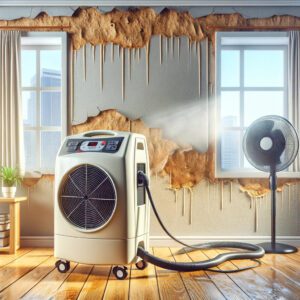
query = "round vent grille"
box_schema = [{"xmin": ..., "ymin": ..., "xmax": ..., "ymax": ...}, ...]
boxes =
[{"xmin": 59, "ymin": 164, "xmax": 117, "ymax": 231}]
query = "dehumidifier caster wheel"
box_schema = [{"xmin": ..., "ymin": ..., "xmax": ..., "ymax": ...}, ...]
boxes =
[
  {"xmin": 113, "ymin": 266, "xmax": 128, "ymax": 280},
  {"xmin": 135, "ymin": 260, "xmax": 148, "ymax": 270},
  {"xmin": 56, "ymin": 260, "xmax": 70, "ymax": 273}
]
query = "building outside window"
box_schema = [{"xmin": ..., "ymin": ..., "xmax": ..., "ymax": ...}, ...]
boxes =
[
  {"xmin": 215, "ymin": 32, "xmax": 289, "ymax": 177},
  {"xmin": 21, "ymin": 33, "xmax": 67, "ymax": 174}
]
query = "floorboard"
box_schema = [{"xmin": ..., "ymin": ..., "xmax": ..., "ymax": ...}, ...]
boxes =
[
  {"xmin": 0, "ymin": 248, "xmax": 52, "ymax": 293},
  {"xmin": 0, "ymin": 247, "xmax": 298, "ymax": 299},
  {"xmin": 170, "ymin": 248, "xmax": 226, "ymax": 300},
  {"xmin": 0, "ymin": 256, "xmax": 56, "ymax": 300},
  {"xmin": 77, "ymin": 265, "xmax": 111, "ymax": 300},
  {"xmin": 153, "ymin": 247, "xmax": 190, "ymax": 300},
  {"xmin": 218, "ymin": 248, "xmax": 300, "ymax": 299},
  {"xmin": 129, "ymin": 248, "xmax": 160, "ymax": 300},
  {"xmin": 187, "ymin": 249, "xmax": 250, "ymax": 300}
]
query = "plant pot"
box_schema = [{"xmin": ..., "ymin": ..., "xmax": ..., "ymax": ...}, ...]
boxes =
[{"xmin": 2, "ymin": 186, "xmax": 16, "ymax": 198}]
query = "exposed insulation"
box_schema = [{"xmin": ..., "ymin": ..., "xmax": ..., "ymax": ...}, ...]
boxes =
[
  {"xmin": 238, "ymin": 178, "xmax": 300, "ymax": 198},
  {"xmin": 3, "ymin": 8, "xmax": 300, "ymax": 50},
  {"xmin": 163, "ymin": 148, "xmax": 214, "ymax": 189},
  {"xmin": 72, "ymin": 109, "xmax": 178, "ymax": 175}
]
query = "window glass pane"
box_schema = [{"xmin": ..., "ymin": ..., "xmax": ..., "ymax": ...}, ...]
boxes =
[
  {"xmin": 40, "ymin": 50, "xmax": 62, "ymax": 87},
  {"xmin": 220, "ymin": 91, "xmax": 240, "ymax": 127},
  {"xmin": 221, "ymin": 130, "xmax": 241, "ymax": 170},
  {"xmin": 22, "ymin": 91, "xmax": 36, "ymax": 127},
  {"xmin": 41, "ymin": 91, "xmax": 61, "ymax": 126},
  {"xmin": 41, "ymin": 131, "xmax": 61, "ymax": 172},
  {"xmin": 244, "ymin": 50, "xmax": 284, "ymax": 87},
  {"xmin": 24, "ymin": 131, "xmax": 36, "ymax": 171},
  {"xmin": 244, "ymin": 91, "xmax": 284, "ymax": 126},
  {"xmin": 221, "ymin": 50, "xmax": 240, "ymax": 87},
  {"xmin": 21, "ymin": 50, "xmax": 36, "ymax": 87}
]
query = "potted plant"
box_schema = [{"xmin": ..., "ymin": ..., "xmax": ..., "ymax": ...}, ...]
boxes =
[{"xmin": 0, "ymin": 166, "xmax": 22, "ymax": 198}]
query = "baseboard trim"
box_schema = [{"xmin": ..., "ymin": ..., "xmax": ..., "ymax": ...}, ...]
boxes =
[
  {"xmin": 21, "ymin": 236, "xmax": 54, "ymax": 247},
  {"xmin": 149, "ymin": 235, "xmax": 300, "ymax": 247},
  {"xmin": 21, "ymin": 235, "xmax": 300, "ymax": 247}
]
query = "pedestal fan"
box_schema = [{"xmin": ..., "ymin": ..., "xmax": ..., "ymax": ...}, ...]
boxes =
[{"xmin": 243, "ymin": 115, "xmax": 299, "ymax": 254}]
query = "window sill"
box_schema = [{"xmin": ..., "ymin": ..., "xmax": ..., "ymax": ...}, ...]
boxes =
[
  {"xmin": 215, "ymin": 171, "xmax": 300, "ymax": 179},
  {"xmin": 23, "ymin": 171, "xmax": 54, "ymax": 179}
]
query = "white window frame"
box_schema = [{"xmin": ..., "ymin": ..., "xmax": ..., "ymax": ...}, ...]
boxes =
[
  {"xmin": 21, "ymin": 32, "xmax": 67, "ymax": 174},
  {"xmin": 215, "ymin": 31, "xmax": 299, "ymax": 178}
]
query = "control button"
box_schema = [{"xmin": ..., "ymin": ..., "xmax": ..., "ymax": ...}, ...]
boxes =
[
  {"xmin": 67, "ymin": 140, "xmax": 79, "ymax": 147},
  {"xmin": 67, "ymin": 146, "xmax": 77, "ymax": 152}
]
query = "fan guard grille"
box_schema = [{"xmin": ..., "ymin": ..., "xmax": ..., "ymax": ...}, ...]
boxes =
[
  {"xmin": 59, "ymin": 164, "xmax": 117, "ymax": 231},
  {"xmin": 243, "ymin": 115, "xmax": 299, "ymax": 173}
]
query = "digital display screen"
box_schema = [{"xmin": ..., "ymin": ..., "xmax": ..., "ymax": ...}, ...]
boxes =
[{"xmin": 88, "ymin": 141, "xmax": 98, "ymax": 147}]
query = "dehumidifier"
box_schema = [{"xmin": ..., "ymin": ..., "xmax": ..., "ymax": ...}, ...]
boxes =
[{"xmin": 54, "ymin": 130, "xmax": 150, "ymax": 279}]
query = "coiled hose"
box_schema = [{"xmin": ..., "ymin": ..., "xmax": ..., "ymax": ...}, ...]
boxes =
[{"xmin": 136, "ymin": 171, "xmax": 265, "ymax": 273}]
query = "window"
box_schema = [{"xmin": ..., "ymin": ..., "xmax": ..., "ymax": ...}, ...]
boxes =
[
  {"xmin": 21, "ymin": 33, "xmax": 67, "ymax": 174},
  {"xmin": 216, "ymin": 32, "xmax": 289, "ymax": 177}
]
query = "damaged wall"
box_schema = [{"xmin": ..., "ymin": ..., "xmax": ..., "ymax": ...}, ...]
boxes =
[
  {"xmin": 0, "ymin": 5, "xmax": 298, "ymax": 240},
  {"xmin": 4, "ymin": 7, "xmax": 300, "ymax": 49}
]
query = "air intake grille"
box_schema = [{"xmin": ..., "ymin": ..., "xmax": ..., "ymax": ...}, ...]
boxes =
[{"xmin": 59, "ymin": 164, "xmax": 117, "ymax": 231}]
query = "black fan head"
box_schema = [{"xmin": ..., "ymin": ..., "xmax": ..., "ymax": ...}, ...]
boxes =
[
  {"xmin": 59, "ymin": 164, "xmax": 117, "ymax": 231},
  {"xmin": 243, "ymin": 115, "xmax": 299, "ymax": 173}
]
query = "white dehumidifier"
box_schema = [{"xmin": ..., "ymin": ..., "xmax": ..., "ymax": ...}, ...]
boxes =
[{"xmin": 54, "ymin": 130, "xmax": 150, "ymax": 279}]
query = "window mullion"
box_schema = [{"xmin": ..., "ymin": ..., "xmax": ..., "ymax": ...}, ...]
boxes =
[
  {"xmin": 240, "ymin": 48, "xmax": 245, "ymax": 169},
  {"xmin": 36, "ymin": 49, "xmax": 41, "ymax": 171}
]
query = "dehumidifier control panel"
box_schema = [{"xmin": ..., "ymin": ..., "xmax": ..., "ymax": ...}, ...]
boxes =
[{"xmin": 66, "ymin": 137, "xmax": 123, "ymax": 153}]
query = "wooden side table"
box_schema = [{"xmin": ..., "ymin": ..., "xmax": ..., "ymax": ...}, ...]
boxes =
[{"xmin": 0, "ymin": 197, "xmax": 27, "ymax": 254}]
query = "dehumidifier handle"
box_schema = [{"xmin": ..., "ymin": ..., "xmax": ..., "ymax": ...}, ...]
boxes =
[{"xmin": 82, "ymin": 130, "xmax": 118, "ymax": 137}]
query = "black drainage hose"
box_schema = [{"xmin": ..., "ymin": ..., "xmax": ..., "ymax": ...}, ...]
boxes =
[{"xmin": 137, "ymin": 171, "xmax": 265, "ymax": 273}]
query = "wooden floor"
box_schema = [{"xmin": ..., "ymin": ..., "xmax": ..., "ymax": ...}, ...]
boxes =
[{"xmin": 0, "ymin": 247, "xmax": 299, "ymax": 299}]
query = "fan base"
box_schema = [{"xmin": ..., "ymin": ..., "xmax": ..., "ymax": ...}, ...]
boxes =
[{"xmin": 257, "ymin": 242, "xmax": 298, "ymax": 254}]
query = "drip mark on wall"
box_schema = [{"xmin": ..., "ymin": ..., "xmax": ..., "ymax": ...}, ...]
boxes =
[
  {"xmin": 99, "ymin": 44, "xmax": 103, "ymax": 90},
  {"xmin": 128, "ymin": 49, "xmax": 131, "ymax": 80},
  {"xmin": 255, "ymin": 197, "xmax": 258, "ymax": 232},
  {"xmin": 166, "ymin": 37, "xmax": 169, "ymax": 55},
  {"xmin": 197, "ymin": 42, "xmax": 201, "ymax": 97},
  {"xmin": 182, "ymin": 188, "xmax": 186, "ymax": 216},
  {"xmin": 83, "ymin": 44, "xmax": 87, "ymax": 81},
  {"xmin": 118, "ymin": 44, "xmax": 121, "ymax": 58},
  {"xmin": 70, "ymin": 47, "xmax": 75, "ymax": 123},
  {"xmin": 207, "ymin": 181, "xmax": 210, "ymax": 211},
  {"xmin": 177, "ymin": 37, "xmax": 180, "ymax": 60},
  {"xmin": 146, "ymin": 41, "xmax": 150, "ymax": 85},
  {"xmin": 171, "ymin": 36, "xmax": 174, "ymax": 58},
  {"xmin": 230, "ymin": 181, "xmax": 232, "ymax": 203},
  {"xmin": 138, "ymin": 48, "xmax": 141, "ymax": 61},
  {"xmin": 188, "ymin": 187, "xmax": 193, "ymax": 224},
  {"xmin": 188, "ymin": 39, "xmax": 191, "ymax": 69},
  {"xmin": 159, "ymin": 35, "xmax": 162, "ymax": 64},
  {"xmin": 121, "ymin": 47, "xmax": 125, "ymax": 102},
  {"xmin": 92, "ymin": 45, "xmax": 95, "ymax": 62},
  {"xmin": 111, "ymin": 44, "xmax": 114, "ymax": 62},
  {"xmin": 103, "ymin": 45, "xmax": 106, "ymax": 62}
]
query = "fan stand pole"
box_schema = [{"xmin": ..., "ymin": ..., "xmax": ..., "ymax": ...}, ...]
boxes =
[
  {"xmin": 270, "ymin": 171, "xmax": 276, "ymax": 248},
  {"xmin": 257, "ymin": 170, "xmax": 298, "ymax": 254}
]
